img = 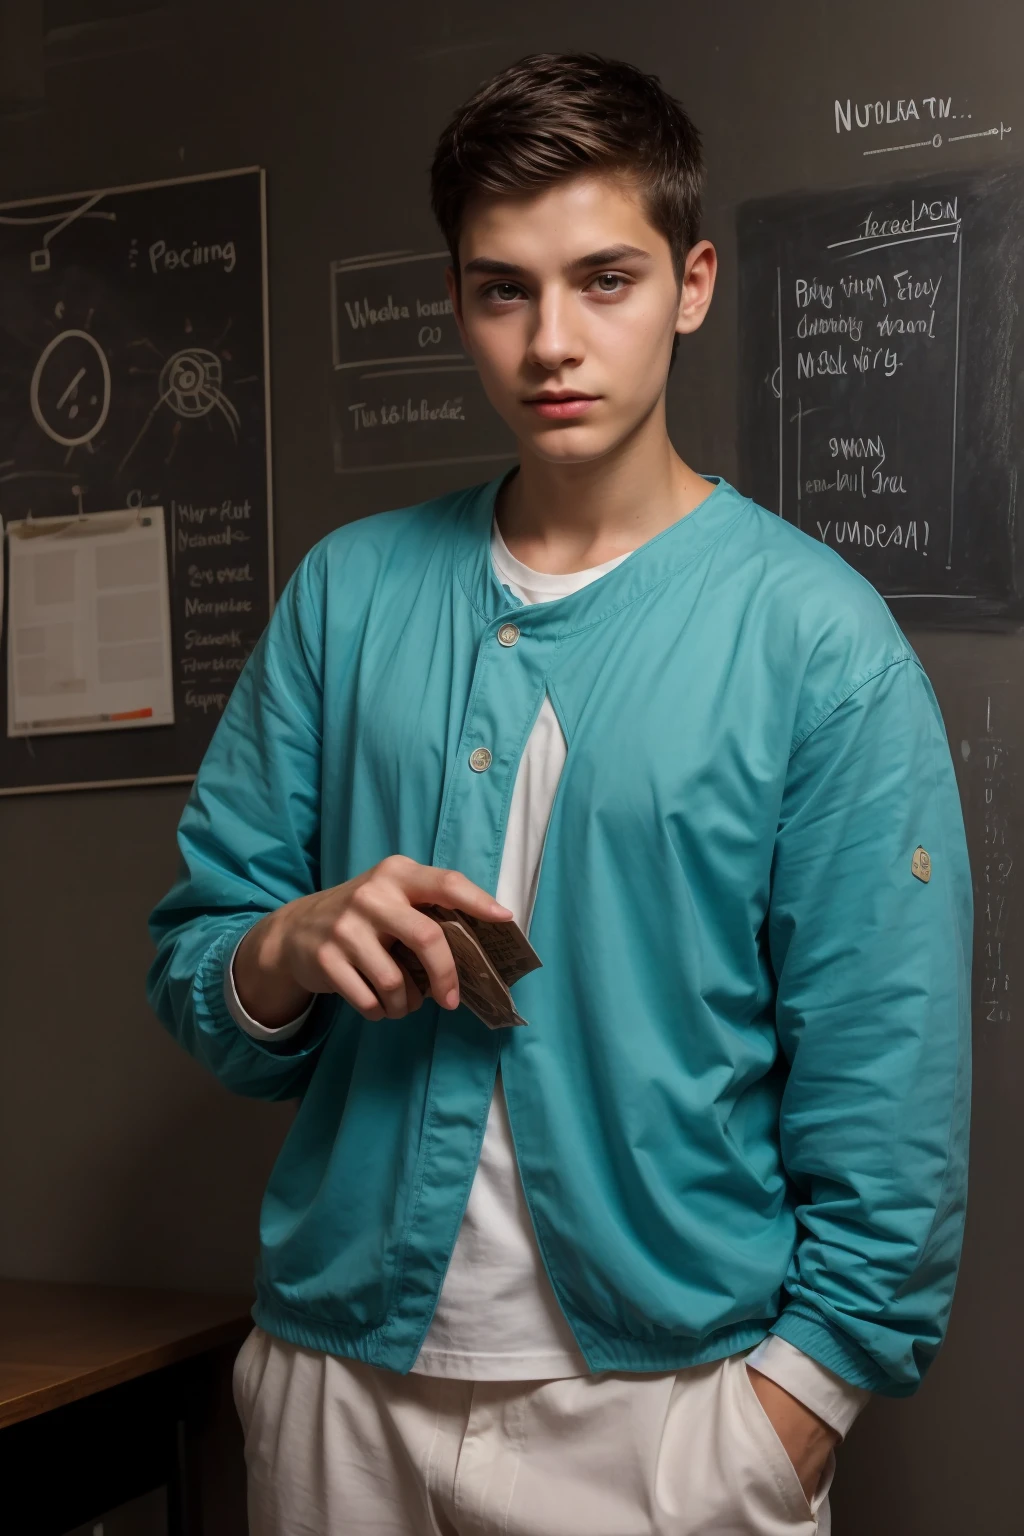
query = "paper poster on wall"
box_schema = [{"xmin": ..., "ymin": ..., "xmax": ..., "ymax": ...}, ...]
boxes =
[{"xmin": 6, "ymin": 507, "xmax": 174, "ymax": 738}]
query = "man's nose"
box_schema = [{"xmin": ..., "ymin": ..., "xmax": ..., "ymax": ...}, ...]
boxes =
[{"xmin": 526, "ymin": 288, "xmax": 584, "ymax": 371}]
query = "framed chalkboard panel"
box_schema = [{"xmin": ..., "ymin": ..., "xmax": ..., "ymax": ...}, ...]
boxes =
[
  {"xmin": 0, "ymin": 166, "xmax": 272, "ymax": 794},
  {"xmin": 738, "ymin": 165, "xmax": 1024, "ymax": 628},
  {"xmin": 329, "ymin": 248, "xmax": 516, "ymax": 473}
]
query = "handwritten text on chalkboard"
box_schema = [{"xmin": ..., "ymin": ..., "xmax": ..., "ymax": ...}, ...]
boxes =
[
  {"xmin": 738, "ymin": 167, "xmax": 1024, "ymax": 626},
  {"xmin": 329, "ymin": 249, "xmax": 514, "ymax": 473}
]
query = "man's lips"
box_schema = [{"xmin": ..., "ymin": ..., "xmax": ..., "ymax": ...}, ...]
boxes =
[{"xmin": 523, "ymin": 394, "xmax": 600, "ymax": 419}]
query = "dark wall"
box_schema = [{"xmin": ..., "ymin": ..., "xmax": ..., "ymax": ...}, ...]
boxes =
[{"xmin": 0, "ymin": 4, "xmax": 1019, "ymax": 1531}]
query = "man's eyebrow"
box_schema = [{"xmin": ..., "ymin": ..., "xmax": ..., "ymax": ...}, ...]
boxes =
[{"xmin": 462, "ymin": 244, "xmax": 652, "ymax": 278}]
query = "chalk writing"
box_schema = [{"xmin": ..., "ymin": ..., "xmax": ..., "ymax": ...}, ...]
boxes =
[
  {"xmin": 148, "ymin": 238, "xmax": 237, "ymax": 274},
  {"xmin": 344, "ymin": 294, "xmax": 410, "ymax": 327},
  {"xmin": 181, "ymin": 655, "xmax": 247, "ymax": 675},
  {"xmin": 740, "ymin": 167, "xmax": 1024, "ymax": 617},
  {"xmin": 835, "ymin": 97, "xmax": 956, "ymax": 134},
  {"xmin": 341, "ymin": 293, "xmax": 455, "ymax": 330},
  {"xmin": 832, "ymin": 96, "xmax": 1012, "ymax": 159},
  {"xmin": 174, "ymin": 497, "xmax": 252, "ymax": 524},
  {"xmin": 184, "ymin": 595, "xmax": 253, "ymax": 617},
  {"xmin": 183, "ymin": 627, "xmax": 246, "ymax": 649},
  {"xmin": 186, "ymin": 562, "xmax": 253, "ymax": 587},
  {"xmin": 330, "ymin": 248, "xmax": 517, "ymax": 471},
  {"xmin": 840, "ymin": 273, "xmax": 888, "ymax": 301},
  {"xmin": 753, "ymin": 181, "xmax": 963, "ymax": 591},
  {"xmin": 797, "ymin": 312, "xmax": 864, "ymax": 342},
  {"xmin": 177, "ymin": 526, "xmax": 250, "ymax": 551},
  {"xmin": 185, "ymin": 686, "xmax": 229, "ymax": 713},
  {"xmin": 814, "ymin": 519, "xmax": 924, "ymax": 549},
  {"xmin": 346, "ymin": 395, "xmax": 465, "ymax": 431},
  {"xmin": 175, "ymin": 484, "xmax": 258, "ymax": 714}
]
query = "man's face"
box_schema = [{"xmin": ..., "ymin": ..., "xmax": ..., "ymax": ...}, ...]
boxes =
[{"xmin": 447, "ymin": 172, "xmax": 716, "ymax": 466}]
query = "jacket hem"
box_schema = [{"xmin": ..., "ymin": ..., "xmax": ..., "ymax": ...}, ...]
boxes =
[
  {"xmin": 252, "ymin": 1289, "xmax": 395, "ymax": 1368},
  {"xmin": 570, "ymin": 1320, "xmax": 773, "ymax": 1375},
  {"xmin": 252, "ymin": 1288, "xmax": 775, "ymax": 1378}
]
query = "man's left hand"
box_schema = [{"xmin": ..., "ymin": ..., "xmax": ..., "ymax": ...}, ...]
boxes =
[{"xmin": 745, "ymin": 1365, "xmax": 840, "ymax": 1503}]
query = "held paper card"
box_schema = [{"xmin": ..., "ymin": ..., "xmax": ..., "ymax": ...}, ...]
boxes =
[
  {"xmin": 6, "ymin": 507, "xmax": 174, "ymax": 737},
  {"xmin": 392, "ymin": 906, "xmax": 542, "ymax": 1030}
]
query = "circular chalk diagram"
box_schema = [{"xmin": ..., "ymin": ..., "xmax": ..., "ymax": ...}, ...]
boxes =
[
  {"xmin": 159, "ymin": 347, "xmax": 227, "ymax": 419},
  {"xmin": 30, "ymin": 328, "xmax": 112, "ymax": 448}
]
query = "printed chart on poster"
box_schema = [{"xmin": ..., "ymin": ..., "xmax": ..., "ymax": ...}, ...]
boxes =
[
  {"xmin": 738, "ymin": 165, "xmax": 1024, "ymax": 627},
  {"xmin": 329, "ymin": 248, "xmax": 516, "ymax": 473},
  {"xmin": 0, "ymin": 166, "xmax": 272, "ymax": 793},
  {"xmin": 6, "ymin": 506, "xmax": 175, "ymax": 739}
]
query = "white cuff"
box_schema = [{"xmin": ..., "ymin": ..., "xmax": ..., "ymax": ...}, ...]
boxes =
[
  {"xmin": 224, "ymin": 935, "xmax": 315, "ymax": 1042},
  {"xmin": 745, "ymin": 1334, "xmax": 870, "ymax": 1439}
]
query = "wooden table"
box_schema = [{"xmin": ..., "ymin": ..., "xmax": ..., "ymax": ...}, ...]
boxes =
[{"xmin": 0, "ymin": 1279, "xmax": 253, "ymax": 1535}]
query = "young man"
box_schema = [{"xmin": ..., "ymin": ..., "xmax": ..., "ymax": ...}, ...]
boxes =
[{"xmin": 148, "ymin": 51, "xmax": 972, "ymax": 1536}]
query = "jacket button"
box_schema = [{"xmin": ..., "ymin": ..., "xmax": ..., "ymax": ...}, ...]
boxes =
[
  {"xmin": 497, "ymin": 623, "xmax": 520, "ymax": 647},
  {"xmin": 469, "ymin": 746, "xmax": 493, "ymax": 772}
]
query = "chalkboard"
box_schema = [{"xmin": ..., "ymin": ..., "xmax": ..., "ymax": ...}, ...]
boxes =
[
  {"xmin": 329, "ymin": 247, "xmax": 516, "ymax": 473},
  {"xmin": 737, "ymin": 165, "xmax": 1024, "ymax": 627},
  {"xmin": 0, "ymin": 166, "xmax": 272, "ymax": 794}
]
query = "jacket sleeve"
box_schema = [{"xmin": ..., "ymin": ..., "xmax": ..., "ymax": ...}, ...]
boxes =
[
  {"xmin": 146, "ymin": 547, "xmax": 332, "ymax": 1101},
  {"xmin": 766, "ymin": 653, "xmax": 973, "ymax": 1396}
]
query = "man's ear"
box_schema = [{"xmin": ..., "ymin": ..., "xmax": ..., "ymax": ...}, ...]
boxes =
[
  {"xmin": 675, "ymin": 240, "xmax": 717, "ymax": 338},
  {"xmin": 445, "ymin": 265, "xmax": 470, "ymax": 353}
]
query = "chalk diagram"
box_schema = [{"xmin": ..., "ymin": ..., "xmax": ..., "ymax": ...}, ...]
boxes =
[
  {"xmin": 118, "ymin": 326, "xmax": 245, "ymax": 475},
  {"xmin": 159, "ymin": 347, "xmax": 238, "ymax": 429},
  {"xmin": 0, "ymin": 298, "xmax": 113, "ymax": 514},
  {"xmin": 29, "ymin": 326, "xmax": 112, "ymax": 451},
  {"xmin": 0, "ymin": 190, "xmax": 116, "ymax": 272}
]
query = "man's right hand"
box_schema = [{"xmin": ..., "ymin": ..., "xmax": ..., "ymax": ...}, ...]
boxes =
[{"xmin": 233, "ymin": 855, "xmax": 514, "ymax": 1028}]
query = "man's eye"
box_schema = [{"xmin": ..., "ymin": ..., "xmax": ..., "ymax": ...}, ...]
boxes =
[
  {"xmin": 591, "ymin": 273, "xmax": 627, "ymax": 293},
  {"xmin": 484, "ymin": 283, "xmax": 522, "ymax": 302}
]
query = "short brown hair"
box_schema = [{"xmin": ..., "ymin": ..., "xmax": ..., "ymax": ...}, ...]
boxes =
[{"xmin": 430, "ymin": 52, "xmax": 705, "ymax": 289}]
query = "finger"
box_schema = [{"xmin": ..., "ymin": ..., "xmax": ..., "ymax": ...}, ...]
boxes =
[
  {"xmin": 396, "ymin": 966, "xmax": 425, "ymax": 1015},
  {"xmin": 343, "ymin": 923, "xmax": 414, "ymax": 1020},
  {"xmin": 386, "ymin": 907, "xmax": 461, "ymax": 1009},
  {"xmin": 314, "ymin": 949, "xmax": 385, "ymax": 1021},
  {"xmin": 398, "ymin": 862, "xmax": 513, "ymax": 921}
]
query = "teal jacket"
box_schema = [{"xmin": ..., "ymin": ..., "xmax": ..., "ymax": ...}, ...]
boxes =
[{"xmin": 147, "ymin": 470, "xmax": 972, "ymax": 1395}]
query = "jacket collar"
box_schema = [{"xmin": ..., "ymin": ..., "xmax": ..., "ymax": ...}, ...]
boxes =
[{"xmin": 455, "ymin": 464, "xmax": 748, "ymax": 640}]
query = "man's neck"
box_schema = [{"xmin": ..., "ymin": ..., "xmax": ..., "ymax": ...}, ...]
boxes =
[{"xmin": 494, "ymin": 428, "xmax": 713, "ymax": 576}]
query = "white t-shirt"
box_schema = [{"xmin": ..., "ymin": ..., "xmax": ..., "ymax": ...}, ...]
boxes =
[
  {"xmin": 411, "ymin": 518, "xmax": 632, "ymax": 1378},
  {"xmin": 226, "ymin": 513, "xmax": 869, "ymax": 1433}
]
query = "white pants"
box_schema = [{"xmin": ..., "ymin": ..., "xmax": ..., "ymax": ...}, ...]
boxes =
[{"xmin": 233, "ymin": 1325, "xmax": 834, "ymax": 1536}]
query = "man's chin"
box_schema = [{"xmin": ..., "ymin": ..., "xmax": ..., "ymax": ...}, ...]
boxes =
[{"xmin": 512, "ymin": 422, "xmax": 621, "ymax": 467}]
